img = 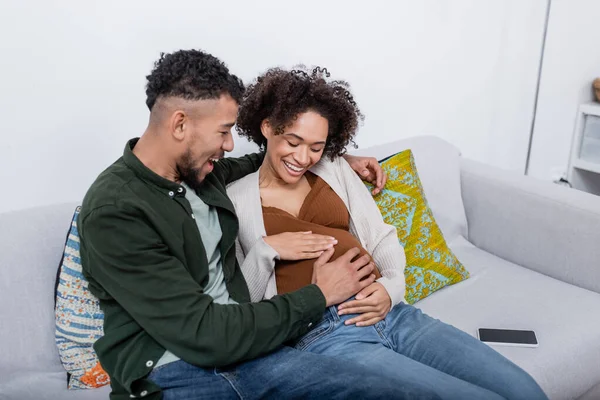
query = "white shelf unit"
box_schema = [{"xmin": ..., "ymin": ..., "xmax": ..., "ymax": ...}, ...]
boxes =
[{"xmin": 567, "ymin": 102, "xmax": 600, "ymax": 195}]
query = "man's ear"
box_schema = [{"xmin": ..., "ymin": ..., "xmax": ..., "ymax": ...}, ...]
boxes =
[
  {"xmin": 171, "ymin": 110, "xmax": 186, "ymax": 141},
  {"xmin": 260, "ymin": 119, "xmax": 272, "ymax": 140}
]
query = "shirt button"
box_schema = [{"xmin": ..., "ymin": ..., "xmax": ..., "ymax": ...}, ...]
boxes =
[
  {"xmin": 178, "ymin": 187, "xmax": 184, "ymax": 193},
  {"xmin": 191, "ymin": 214, "xmax": 195, "ymax": 220},
  {"xmin": 140, "ymin": 391, "xmax": 148, "ymax": 397},
  {"xmin": 168, "ymin": 191, "xmax": 174, "ymax": 197},
  {"xmin": 308, "ymin": 322, "xmax": 313, "ymax": 328},
  {"xmin": 129, "ymin": 395, "xmax": 136, "ymax": 398},
  {"xmin": 145, "ymin": 360, "xmax": 154, "ymax": 367}
]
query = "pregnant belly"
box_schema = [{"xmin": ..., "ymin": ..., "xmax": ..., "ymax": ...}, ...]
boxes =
[
  {"xmin": 317, "ymin": 227, "xmax": 374, "ymax": 266},
  {"xmin": 268, "ymin": 221, "xmax": 381, "ymax": 295}
]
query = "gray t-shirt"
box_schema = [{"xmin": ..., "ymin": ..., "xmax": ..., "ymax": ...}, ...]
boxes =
[
  {"xmin": 155, "ymin": 183, "xmax": 237, "ymax": 368},
  {"xmin": 183, "ymin": 182, "xmax": 238, "ymax": 306}
]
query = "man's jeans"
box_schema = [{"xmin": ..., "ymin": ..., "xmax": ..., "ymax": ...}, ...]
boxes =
[
  {"xmin": 292, "ymin": 302, "xmax": 548, "ymax": 400},
  {"xmin": 148, "ymin": 345, "xmax": 441, "ymax": 399}
]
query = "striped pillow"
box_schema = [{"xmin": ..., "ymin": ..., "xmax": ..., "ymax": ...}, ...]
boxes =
[{"xmin": 55, "ymin": 206, "xmax": 109, "ymax": 389}]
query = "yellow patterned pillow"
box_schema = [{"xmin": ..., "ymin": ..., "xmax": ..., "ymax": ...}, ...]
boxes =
[{"xmin": 367, "ymin": 150, "xmax": 469, "ymax": 304}]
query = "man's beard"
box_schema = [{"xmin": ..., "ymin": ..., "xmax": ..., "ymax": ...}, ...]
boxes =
[{"xmin": 176, "ymin": 149, "xmax": 205, "ymax": 192}]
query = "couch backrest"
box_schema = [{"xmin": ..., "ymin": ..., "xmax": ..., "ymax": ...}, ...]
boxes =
[
  {"xmin": 350, "ymin": 135, "xmax": 467, "ymax": 242},
  {"xmin": 0, "ymin": 202, "xmax": 80, "ymax": 385}
]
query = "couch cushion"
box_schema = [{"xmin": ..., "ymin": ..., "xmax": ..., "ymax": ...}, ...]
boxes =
[
  {"xmin": 0, "ymin": 203, "xmax": 109, "ymax": 400},
  {"xmin": 2, "ymin": 374, "xmax": 111, "ymax": 400},
  {"xmin": 416, "ymin": 237, "xmax": 600, "ymax": 400},
  {"xmin": 350, "ymin": 135, "xmax": 467, "ymax": 243},
  {"xmin": 366, "ymin": 150, "xmax": 469, "ymax": 304}
]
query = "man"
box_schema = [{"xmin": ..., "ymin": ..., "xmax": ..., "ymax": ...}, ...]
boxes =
[{"xmin": 79, "ymin": 49, "xmax": 438, "ymax": 400}]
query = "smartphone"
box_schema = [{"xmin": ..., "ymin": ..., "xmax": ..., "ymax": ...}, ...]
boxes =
[{"xmin": 477, "ymin": 328, "xmax": 538, "ymax": 348}]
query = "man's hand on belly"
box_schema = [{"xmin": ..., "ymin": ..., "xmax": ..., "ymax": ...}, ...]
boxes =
[{"xmin": 312, "ymin": 247, "xmax": 376, "ymax": 307}]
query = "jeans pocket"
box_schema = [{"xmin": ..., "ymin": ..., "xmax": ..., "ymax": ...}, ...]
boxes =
[
  {"xmin": 293, "ymin": 319, "xmax": 334, "ymax": 351},
  {"xmin": 148, "ymin": 360, "xmax": 181, "ymax": 383}
]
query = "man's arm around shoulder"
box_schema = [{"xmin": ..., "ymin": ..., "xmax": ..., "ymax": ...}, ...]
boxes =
[{"xmin": 213, "ymin": 152, "xmax": 264, "ymax": 185}]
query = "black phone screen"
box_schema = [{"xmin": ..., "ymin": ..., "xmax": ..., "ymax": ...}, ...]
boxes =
[{"xmin": 478, "ymin": 328, "xmax": 538, "ymax": 345}]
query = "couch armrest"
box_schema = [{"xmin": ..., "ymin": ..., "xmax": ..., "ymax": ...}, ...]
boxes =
[{"xmin": 460, "ymin": 158, "xmax": 600, "ymax": 294}]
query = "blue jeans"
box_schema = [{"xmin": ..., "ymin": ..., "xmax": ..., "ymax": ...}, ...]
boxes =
[
  {"xmin": 148, "ymin": 345, "xmax": 441, "ymax": 399},
  {"xmin": 293, "ymin": 302, "xmax": 548, "ymax": 400}
]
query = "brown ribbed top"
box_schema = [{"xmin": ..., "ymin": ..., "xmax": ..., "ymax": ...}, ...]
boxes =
[{"xmin": 262, "ymin": 172, "xmax": 380, "ymax": 295}]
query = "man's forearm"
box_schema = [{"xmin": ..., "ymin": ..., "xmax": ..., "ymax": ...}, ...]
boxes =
[{"xmin": 187, "ymin": 286, "xmax": 326, "ymax": 366}]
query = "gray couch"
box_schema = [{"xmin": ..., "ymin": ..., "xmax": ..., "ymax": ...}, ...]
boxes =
[{"xmin": 1, "ymin": 136, "xmax": 599, "ymax": 400}]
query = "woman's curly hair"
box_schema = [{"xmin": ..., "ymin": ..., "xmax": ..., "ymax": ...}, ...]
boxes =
[{"xmin": 236, "ymin": 66, "xmax": 364, "ymax": 160}]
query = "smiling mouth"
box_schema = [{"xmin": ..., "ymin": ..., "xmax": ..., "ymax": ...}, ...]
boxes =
[
  {"xmin": 208, "ymin": 153, "xmax": 225, "ymax": 165},
  {"xmin": 283, "ymin": 160, "xmax": 305, "ymax": 173}
]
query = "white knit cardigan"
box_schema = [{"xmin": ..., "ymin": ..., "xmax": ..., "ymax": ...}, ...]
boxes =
[{"xmin": 227, "ymin": 156, "xmax": 407, "ymax": 306}]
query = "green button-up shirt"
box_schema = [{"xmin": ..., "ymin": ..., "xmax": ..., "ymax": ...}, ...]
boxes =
[{"xmin": 79, "ymin": 139, "xmax": 326, "ymax": 400}]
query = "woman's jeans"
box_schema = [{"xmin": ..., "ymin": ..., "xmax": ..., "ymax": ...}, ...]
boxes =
[{"xmin": 292, "ymin": 301, "xmax": 548, "ymax": 400}]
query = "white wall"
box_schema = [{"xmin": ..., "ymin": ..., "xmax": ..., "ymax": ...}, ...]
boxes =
[
  {"xmin": 0, "ymin": 0, "xmax": 546, "ymax": 213},
  {"xmin": 528, "ymin": 0, "xmax": 600, "ymax": 181}
]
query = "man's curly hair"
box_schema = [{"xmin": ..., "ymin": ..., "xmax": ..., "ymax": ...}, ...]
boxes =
[
  {"xmin": 236, "ymin": 66, "xmax": 364, "ymax": 159},
  {"xmin": 145, "ymin": 49, "xmax": 244, "ymax": 110}
]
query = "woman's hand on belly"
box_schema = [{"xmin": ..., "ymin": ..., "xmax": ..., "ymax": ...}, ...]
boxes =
[
  {"xmin": 337, "ymin": 282, "xmax": 392, "ymax": 327},
  {"xmin": 263, "ymin": 231, "xmax": 338, "ymax": 261}
]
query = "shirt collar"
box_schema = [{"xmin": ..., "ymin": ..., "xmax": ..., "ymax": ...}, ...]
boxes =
[{"xmin": 122, "ymin": 138, "xmax": 183, "ymax": 196}]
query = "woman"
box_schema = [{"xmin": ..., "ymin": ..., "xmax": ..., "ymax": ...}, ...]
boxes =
[{"xmin": 227, "ymin": 66, "xmax": 547, "ymax": 400}]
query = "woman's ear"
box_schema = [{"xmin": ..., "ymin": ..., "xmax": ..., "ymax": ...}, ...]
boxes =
[{"xmin": 260, "ymin": 119, "xmax": 272, "ymax": 140}]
